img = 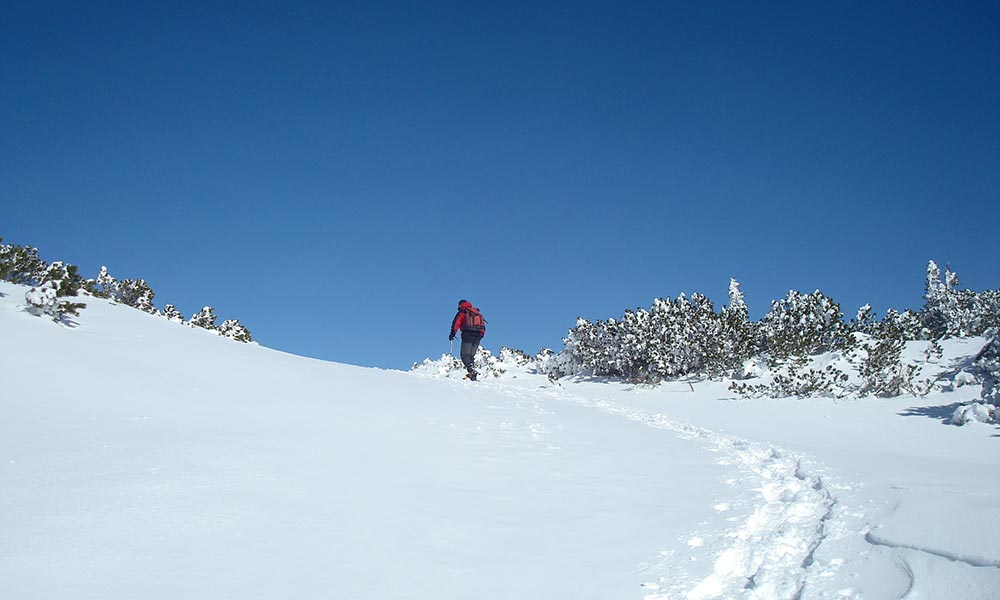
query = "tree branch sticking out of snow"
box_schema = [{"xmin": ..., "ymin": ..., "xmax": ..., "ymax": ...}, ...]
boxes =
[{"xmin": 24, "ymin": 281, "xmax": 86, "ymax": 323}]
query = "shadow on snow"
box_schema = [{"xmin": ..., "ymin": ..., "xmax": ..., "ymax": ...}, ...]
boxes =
[{"xmin": 898, "ymin": 402, "xmax": 965, "ymax": 424}]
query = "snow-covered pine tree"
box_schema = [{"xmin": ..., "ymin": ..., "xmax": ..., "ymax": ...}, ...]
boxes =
[
  {"xmin": 598, "ymin": 317, "xmax": 629, "ymax": 378},
  {"xmin": 730, "ymin": 355, "xmax": 850, "ymax": 399},
  {"xmin": 2, "ymin": 241, "xmax": 87, "ymax": 321},
  {"xmin": 40, "ymin": 261, "xmax": 85, "ymax": 298},
  {"xmin": 189, "ymin": 306, "xmax": 219, "ymax": 331},
  {"xmin": 24, "ymin": 281, "xmax": 61, "ymax": 320},
  {"xmin": 472, "ymin": 346, "xmax": 507, "ymax": 379},
  {"xmin": 116, "ymin": 278, "xmax": 156, "ymax": 313},
  {"xmin": 498, "ymin": 347, "xmax": 532, "ymax": 366},
  {"xmin": 851, "ymin": 304, "xmax": 877, "ymax": 335},
  {"xmin": 0, "ymin": 239, "xmax": 49, "ymax": 285},
  {"xmin": 664, "ymin": 294, "xmax": 696, "ymax": 377},
  {"xmin": 533, "ymin": 347, "xmax": 579, "ymax": 380},
  {"xmin": 160, "ymin": 304, "xmax": 185, "ymax": 323},
  {"xmin": 534, "ymin": 347, "xmax": 557, "ymax": 372},
  {"xmin": 975, "ymin": 336, "xmax": 1000, "ymax": 407},
  {"xmin": 611, "ymin": 310, "xmax": 639, "ymax": 379},
  {"xmin": 733, "ymin": 289, "xmax": 856, "ymax": 397},
  {"xmin": 690, "ymin": 293, "xmax": 717, "ymax": 363},
  {"xmin": 881, "ymin": 308, "xmax": 923, "ymax": 340},
  {"xmin": 95, "ymin": 267, "xmax": 156, "ymax": 313},
  {"xmin": 559, "ymin": 317, "xmax": 598, "ymax": 377},
  {"xmin": 974, "ymin": 289, "xmax": 1000, "ymax": 333},
  {"xmin": 620, "ymin": 307, "xmax": 655, "ymax": 382},
  {"xmin": 649, "ymin": 295, "xmax": 699, "ymax": 379},
  {"xmin": 951, "ymin": 289, "xmax": 989, "ymax": 337},
  {"xmin": 681, "ymin": 292, "xmax": 720, "ymax": 376},
  {"xmin": 23, "ymin": 280, "xmax": 87, "ymax": 322},
  {"xmin": 639, "ymin": 293, "xmax": 717, "ymax": 380},
  {"xmin": 858, "ymin": 333, "xmax": 908, "ymax": 397},
  {"xmin": 587, "ymin": 318, "xmax": 622, "ymax": 377},
  {"xmin": 759, "ymin": 290, "xmax": 852, "ymax": 363},
  {"xmin": 950, "ymin": 336, "xmax": 1000, "ymax": 425},
  {"xmin": 919, "ymin": 261, "xmax": 997, "ymax": 338},
  {"xmin": 217, "ymin": 319, "xmax": 253, "ymax": 343},
  {"xmin": 646, "ymin": 297, "xmax": 674, "ymax": 379},
  {"xmin": 924, "ymin": 338, "xmax": 944, "ymax": 363},
  {"xmin": 95, "ymin": 266, "xmax": 117, "ymax": 300},
  {"xmin": 922, "ymin": 260, "xmax": 955, "ymax": 338},
  {"xmin": 710, "ymin": 278, "xmax": 757, "ymax": 378},
  {"xmin": 925, "ymin": 260, "xmax": 943, "ymax": 297},
  {"xmin": 855, "ymin": 314, "xmax": 933, "ymax": 398}
]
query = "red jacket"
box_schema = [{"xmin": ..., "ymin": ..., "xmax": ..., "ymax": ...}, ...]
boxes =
[{"xmin": 451, "ymin": 301, "xmax": 486, "ymax": 337}]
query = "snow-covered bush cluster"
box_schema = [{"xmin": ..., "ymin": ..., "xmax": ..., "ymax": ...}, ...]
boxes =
[
  {"xmin": 15, "ymin": 257, "xmax": 88, "ymax": 323},
  {"xmin": 0, "ymin": 240, "xmax": 48, "ymax": 285},
  {"xmin": 532, "ymin": 279, "xmax": 856, "ymax": 388},
  {"xmin": 541, "ymin": 280, "xmax": 757, "ymax": 383},
  {"xmin": 1, "ymin": 236, "xmax": 253, "ymax": 342},
  {"xmin": 508, "ymin": 262, "xmax": 1000, "ymax": 405},
  {"xmin": 951, "ymin": 335, "xmax": 1000, "ymax": 425},
  {"xmin": 87, "ymin": 266, "xmax": 157, "ymax": 314},
  {"xmin": 412, "ymin": 346, "xmax": 526, "ymax": 380},
  {"xmin": 760, "ymin": 290, "xmax": 854, "ymax": 361},
  {"xmin": 923, "ymin": 261, "xmax": 1000, "ymax": 339},
  {"xmin": 218, "ymin": 319, "xmax": 254, "ymax": 342},
  {"xmin": 976, "ymin": 336, "xmax": 1000, "ymax": 406},
  {"xmin": 856, "ymin": 334, "xmax": 926, "ymax": 398},
  {"xmin": 731, "ymin": 356, "xmax": 852, "ymax": 399},
  {"xmin": 23, "ymin": 280, "xmax": 87, "ymax": 323}
]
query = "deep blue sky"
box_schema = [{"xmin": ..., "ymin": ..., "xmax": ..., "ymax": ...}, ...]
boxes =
[{"xmin": 3, "ymin": 2, "xmax": 998, "ymax": 370}]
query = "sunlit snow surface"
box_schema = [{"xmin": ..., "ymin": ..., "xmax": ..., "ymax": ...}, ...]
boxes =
[{"xmin": 1, "ymin": 280, "xmax": 998, "ymax": 599}]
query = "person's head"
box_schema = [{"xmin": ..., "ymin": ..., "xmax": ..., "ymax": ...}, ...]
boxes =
[{"xmin": 458, "ymin": 299, "xmax": 471, "ymax": 309}]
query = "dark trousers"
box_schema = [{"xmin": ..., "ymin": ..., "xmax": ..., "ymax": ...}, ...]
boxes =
[{"xmin": 460, "ymin": 333, "xmax": 482, "ymax": 374}]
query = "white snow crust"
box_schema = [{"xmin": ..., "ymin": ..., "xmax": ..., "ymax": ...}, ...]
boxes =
[{"xmin": 1, "ymin": 280, "xmax": 998, "ymax": 599}]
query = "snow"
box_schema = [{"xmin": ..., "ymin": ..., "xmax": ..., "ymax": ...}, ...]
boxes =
[{"xmin": 1, "ymin": 279, "xmax": 999, "ymax": 599}]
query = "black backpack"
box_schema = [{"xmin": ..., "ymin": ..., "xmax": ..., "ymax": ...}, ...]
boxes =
[{"xmin": 461, "ymin": 306, "xmax": 486, "ymax": 334}]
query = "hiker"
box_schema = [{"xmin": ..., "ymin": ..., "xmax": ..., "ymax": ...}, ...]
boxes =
[{"xmin": 449, "ymin": 299, "xmax": 486, "ymax": 380}]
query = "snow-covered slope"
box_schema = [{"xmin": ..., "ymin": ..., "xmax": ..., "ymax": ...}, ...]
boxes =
[{"xmin": 2, "ymin": 280, "xmax": 999, "ymax": 599}]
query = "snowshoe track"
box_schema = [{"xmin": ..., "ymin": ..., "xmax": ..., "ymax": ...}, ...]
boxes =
[{"xmin": 527, "ymin": 384, "xmax": 839, "ymax": 599}]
